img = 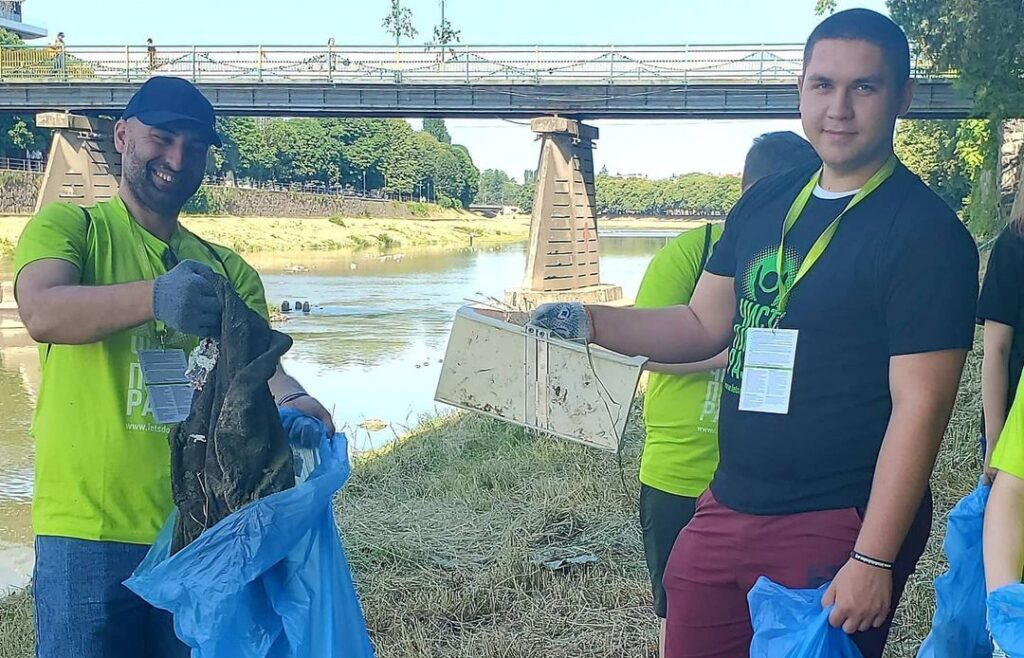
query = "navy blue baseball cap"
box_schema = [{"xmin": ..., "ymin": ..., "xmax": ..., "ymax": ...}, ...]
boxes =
[{"xmin": 122, "ymin": 76, "xmax": 222, "ymax": 147}]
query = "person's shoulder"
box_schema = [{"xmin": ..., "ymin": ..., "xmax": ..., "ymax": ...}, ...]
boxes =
[
  {"xmin": 747, "ymin": 164, "xmax": 818, "ymax": 200},
  {"xmin": 729, "ymin": 165, "xmax": 817, "ymax": 220},
  {"xmin": 31, "ymin": 201, "xmax": 88, "ymax": 225},
  {"xmin": 666, "ymin": 223, "xmax": 715, "ymax": 251},
  {"xmin": 992, "ymin": 225, "xmax": 1024, "ymax": 254},
  {"xmin": 890, "ymin": 164, "xmax": 974, "ymax": 245}
]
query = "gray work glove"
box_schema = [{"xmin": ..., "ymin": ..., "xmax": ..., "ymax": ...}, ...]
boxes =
[
  {"xmin": 153, "ymin": 260, "xmax": 223, "ymax": 337},
  {"xmin": 529, "ymin": 302, "xmax": 592, "ymax": 342}
]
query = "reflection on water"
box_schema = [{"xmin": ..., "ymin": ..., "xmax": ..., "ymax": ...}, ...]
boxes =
[{"xmin": 0, "ymin": 231, "xmax": 686, "ymax": 548}]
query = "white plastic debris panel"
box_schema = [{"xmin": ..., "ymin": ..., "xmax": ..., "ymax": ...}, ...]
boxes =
[{"xmin": 435, "ymin": 305, "xmax": 648, "ymax": 452}]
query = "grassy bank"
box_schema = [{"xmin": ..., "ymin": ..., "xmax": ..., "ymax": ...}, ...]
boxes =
[
  {"xmin": 0, "ymin": 212, "xmax": 531, "ymax": 257},
  {"xmin": 0, "ymin": 336, "xmax": 985, "ymax": 657},
  {"xmin": 0, "ymin": 213, "xmax": 715, "ymax": 259}
]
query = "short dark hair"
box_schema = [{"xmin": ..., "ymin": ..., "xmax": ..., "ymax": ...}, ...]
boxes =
[
  {"xmin": 742, "ymin": 131, "xmax": 821, "ymax": 190},
  {"xmin": 803, "ymin": 8, "xmax": 911, "ymax": 85}
]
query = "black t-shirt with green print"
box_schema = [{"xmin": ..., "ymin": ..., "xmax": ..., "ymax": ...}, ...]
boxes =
[{"xmin": 705, "ymin": 161, "xmax": 978, "ymax": 515}]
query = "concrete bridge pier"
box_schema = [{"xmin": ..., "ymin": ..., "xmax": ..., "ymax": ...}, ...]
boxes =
[
  {"xmin": 34, "ymin": 113, "xmax": 121, "ymax": 212},
  {"xmin": 505, "ymin": 117, "xmax": 623, "ymax": 311}
]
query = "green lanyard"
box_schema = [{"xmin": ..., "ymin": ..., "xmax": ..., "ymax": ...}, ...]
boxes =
[
  {"xmin": 126, "ymin": 215, "xmax": 175, "ymax": 343},
  {"xmin": 773, "ymin": 156, "xmax": 897, "ymax": 318}
]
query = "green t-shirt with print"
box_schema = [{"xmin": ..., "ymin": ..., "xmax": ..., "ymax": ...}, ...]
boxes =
[
  {"xmin": 14, "ymin": 197, "xmax": 268, "ymax": 544},
  {"xmin": 635, "ymin": 223, "xmax": 724, "ymax": 498}
]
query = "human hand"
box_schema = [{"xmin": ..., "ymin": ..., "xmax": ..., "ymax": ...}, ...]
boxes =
[
  {"xmin": 821, "ymin": 558, "xmax": 893, "ymax": 634},
  {"xmin": 529, "ymin": 302, "xmax": 592, "ymax": 342},
  {"xmin": 281, "ymin": 393, "xmax": 336, "ymax": 436},
  {"xmin": 153, "ymin": 260, "xmax": 222, "ymax": 337},
  {"xmin": 983, "ymin": 441, "xmax": 998, "ymax": 485}
]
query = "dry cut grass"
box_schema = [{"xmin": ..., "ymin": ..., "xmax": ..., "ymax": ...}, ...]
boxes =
[{"xmin": 0, "ymin": 338, "xmax": 987, "ymax": 658}]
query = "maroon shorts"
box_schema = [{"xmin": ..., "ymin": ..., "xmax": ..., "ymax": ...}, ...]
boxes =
[{"xmin": 663, "ymin": 489, "xmax": 932, "ymax": 658}]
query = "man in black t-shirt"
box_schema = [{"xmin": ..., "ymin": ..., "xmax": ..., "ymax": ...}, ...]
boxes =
[{"xmin": 530, "ymin": 9, "xmax": 978, "ymax": 658}]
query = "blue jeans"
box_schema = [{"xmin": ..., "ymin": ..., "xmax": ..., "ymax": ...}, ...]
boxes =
[{"xmin": 33, "ymin": 536, "xmax": 189, "ymax": 658}]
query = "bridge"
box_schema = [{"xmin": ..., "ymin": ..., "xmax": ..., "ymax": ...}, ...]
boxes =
[{"xmin": 0, "ymin": 43, "xmax": 971, "ymax": 119}]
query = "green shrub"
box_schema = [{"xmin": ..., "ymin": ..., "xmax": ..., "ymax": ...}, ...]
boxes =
[
  {"xmin": 407, "ymin": 202, "xmax": 430, "ymax": 217},
  {"xmin": 376, "ymin": 233, "xmax": 399, "ymax": 250},
  {"xmin": 183, "ymin": 186, "xmax": 224, "ymax": 215}
]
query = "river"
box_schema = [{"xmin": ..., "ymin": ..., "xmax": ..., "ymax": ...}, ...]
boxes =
[{"xmin": 0, "ymin": 231, "xmax": 682, "ymax": 590}]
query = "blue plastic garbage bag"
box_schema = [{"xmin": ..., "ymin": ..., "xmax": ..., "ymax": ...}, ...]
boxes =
[
  {"xmin": 748, "ymin": 576, "xmax": 863, "ymax": 658},
  {"xmin": 989, "ymin": 584, "xmax": 1024, "ymax": 657},
  {"xmin": 917, "ymin": 481, "xmax": 992, "ymax": 658},
  {"xmin": 125, "ymin": 413, "xmax": 375, "ymax": 658}
]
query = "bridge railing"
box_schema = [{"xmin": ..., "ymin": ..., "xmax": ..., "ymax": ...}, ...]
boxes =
[
  {"xmin": 0, "ymin": 43, "xmax": 954, "ymax": 85},
  {"xmin": 0, "ymin": 156, "xmax": 44, "ymax": 173}
]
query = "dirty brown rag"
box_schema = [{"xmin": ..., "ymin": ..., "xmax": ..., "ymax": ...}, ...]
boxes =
[{"xmin": 169, "ymin": 271, "xmax": 296, "ymax": 554}]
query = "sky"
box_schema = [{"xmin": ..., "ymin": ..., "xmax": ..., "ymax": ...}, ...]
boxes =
[{"xmin": 20, "ymin": 0, "xmax": 890, "ymax": 180}]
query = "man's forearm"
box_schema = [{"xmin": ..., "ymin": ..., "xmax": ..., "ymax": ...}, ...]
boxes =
[
  {"xmin": 588, "ymin": 305, "xmax": 729, "ymax": 364},
  {"xmin": 855, "ymin": 402, "xmax": 951, "ymax": 561},
  {"xmin": 984, "ymin": 471, "xmax": 1024, "ymax": 591},
  {"xmin": 20, "ymin": 281, "xmax": 155, "ymax": 345},
  {"xmin": 646, "ymin": 349, "xmax": 728, "ymax": 375}
]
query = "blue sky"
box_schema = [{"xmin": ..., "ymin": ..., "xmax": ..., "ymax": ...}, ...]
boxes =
[{"xmin": 21, "ymin": 0, "xmax": 890, "ymax": 179}]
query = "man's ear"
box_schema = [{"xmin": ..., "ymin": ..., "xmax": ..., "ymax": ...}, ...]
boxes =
[{"xmin": 113, "ymin": 119, "xmax": 129, "ymax": 155}]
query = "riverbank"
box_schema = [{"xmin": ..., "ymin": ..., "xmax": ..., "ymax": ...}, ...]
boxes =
[
  {"xmin": 0, "ymin": 333, "xmax": 984, "ymax": 657},
  {"xmin": 0, "ymin": 213, "xmax": 712, "ymax": 258}
]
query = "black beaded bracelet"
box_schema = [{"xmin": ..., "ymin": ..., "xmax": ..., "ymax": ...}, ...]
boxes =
[
  {"xmin": 850, "ymin": 550, "xmax": 894, "ymax": 571},
  {"xmin": 276, "ymin": 391, "xmax": 309, "ymax": 406}
]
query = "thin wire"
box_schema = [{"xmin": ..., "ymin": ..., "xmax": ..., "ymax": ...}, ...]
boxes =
[{"xmin": 581, "ymin": 338, "xmax": 636, "ymax": 507}]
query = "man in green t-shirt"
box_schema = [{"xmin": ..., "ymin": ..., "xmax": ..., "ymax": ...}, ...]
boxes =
[
  {"xmin": 634, "ymin": 131, "xmax": 820, "ymax": 656},
  {"xmin": 15, "ymin": 77, "xmax": 334, "ymax": 658}
]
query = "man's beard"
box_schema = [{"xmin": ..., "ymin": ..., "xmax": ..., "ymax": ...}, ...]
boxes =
[{"xmin": 123, "ymin": 144, "xmax": 201, "ymax": 217}]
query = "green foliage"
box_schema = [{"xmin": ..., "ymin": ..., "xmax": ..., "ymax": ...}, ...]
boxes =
[
  {"xmin": 889, "ymin": 0, "xmax": 1024, "ymax": 118},
  {"xmin": 382, "ymin": 0, "xmax": 417, "ymax": 46},
  {"xmin": 596, "ymin": 172, "xmax": 742, "ymax": 216},
  {"xmin": 436, "ymin": 193, "xmax": 460, "ymax": 210},
  {"xmin": 376, "ymin": 233, "xmax": 400, "ymax": 249},
  {"xmin": 210, "ymin": 118, "xmax": 480, "ymax": 209},
  {"xmin": 893, "ymin": 119, "xmax": 1002, "ymax": 237},
  {"xmin": 328, "ymin": 215, "xmax": 348, "ymax": 227},
  {"xmin": 406, "ymin": 202, "xmax": 430, "ymax": 217},
  {"xmin": 965, "ymin": 169, "xmax": 1002, "ymax": 239},
  {"xmin": 814, "ymin": 0, "xmax": 837, "ymax": 15},
  {"xmin": 478, "ymin": 168, "xmax": 741, "ymax": 216},
  {"xmin": 0, "ymin": 27, "xmax": 21, "ymax": 46},
  {"xmin": 0, "ymin": 32, "xmax": 46, "ymax": 158},
  {"xmin": 894, "ymin": 120, "xmax": 973, "ymax": 210},
  {"xmin": 423, "ymin": 119, "xmax": 451, "ymax": 144},
  {"xmin": 182, "ymin": 186, "xmax": 225, "ymax": 215}
]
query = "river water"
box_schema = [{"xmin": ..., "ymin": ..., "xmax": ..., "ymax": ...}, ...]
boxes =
[{"xmin": 0, "ymin": 232, "xmax": 682, "ymax": 588}]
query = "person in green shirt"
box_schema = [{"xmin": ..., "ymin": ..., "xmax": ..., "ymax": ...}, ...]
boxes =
[
  {"xmin": 984, "ymin": 376, "xmax": 1024, "ymax": 594},
  {"xmin": 635, "ymin": 131, "xmax": 820, "ymax": 656},
  {"xmin": 15, "ymin": 77, "xmax": 334, "ymax": 658}
]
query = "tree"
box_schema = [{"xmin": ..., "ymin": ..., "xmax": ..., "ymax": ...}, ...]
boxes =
[
  {"xmin": 423, "ymin": 118, "xmax": 451, "ymax": 144},
  {"xmin": 0, "ymin": 27, "xmax": 20, "ymax": 46},
  {"xmin": 475, "ymin": 169, "xmax": 512, "ymax": 205},
  {"xmin": 894, "ymin": 120, "xmax": 973, "ymax": 210},
  {"xmin": 888, "ymin": 0, "xmax": 1024, "ymax": 118},
  {"xmin": 814, "ymin": 0, "xmax": 837, "ymax": 15},
  {"xmin": 382, "ymin": 0, "xmax": 417, "ymax": 47},
  {"xmin": 431, "ymin": 0, "xmax": 461, "ymax": 49}
]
